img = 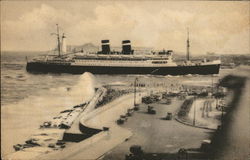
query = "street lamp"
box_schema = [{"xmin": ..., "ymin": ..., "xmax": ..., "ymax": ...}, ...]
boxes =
[
  {"xmin": 134, "ymin": 77, "xmax": 139, "ymax": 111},
  {"xmin": 221, "ymin": 105, "xmax": 224, "ymax": 129},
  {"xmin": 211, "ymin": 74, "xmax": 214, "ymax": 94},
  {"xmin": 193, "ymin": 96, "xmax": 196, "ymax": 126}
]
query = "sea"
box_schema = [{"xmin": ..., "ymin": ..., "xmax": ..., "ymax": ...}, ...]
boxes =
[{"xmin": 1, "ymin": 51, "xmax": 234, "ymax": 156}]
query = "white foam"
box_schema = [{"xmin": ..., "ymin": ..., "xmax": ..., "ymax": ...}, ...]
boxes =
[{"xmin": 1, "ymin": 72, "xmax": 96, "ymax": 156}]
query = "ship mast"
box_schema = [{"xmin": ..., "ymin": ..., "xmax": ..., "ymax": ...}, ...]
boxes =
[
  {"xmin": 56, "ymin": 24, "xmax": 61, "ymax": 57},
  {"xmin": 186, "ymin": 28, "xmax": 190, "ymax": 61}
]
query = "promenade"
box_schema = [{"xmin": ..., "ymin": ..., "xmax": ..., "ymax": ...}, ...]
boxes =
[{"xmin": 38, "ymin": 93, "xmax": 145, "ymax": 160}]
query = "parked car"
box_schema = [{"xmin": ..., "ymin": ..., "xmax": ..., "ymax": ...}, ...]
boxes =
[
  {"xmin": 165, "ymin": 112, "xmax": 173, "ymax": 120},
  {"xmin": 125, "ymin": 145, "xmax": 144, "ymax": 160},
  {"xmin": 177, "ymin": 139, "xmax": 212, "ymax": 160},
  {"xmin": 147, "ymin": 106, "xmax": 156, "ymax": 114},
  {"xmin": 117, "ymin": 115, "xmax": 128, "ymax": 125},
  {"xmin": 117, "ymin": 118, "xmax": 125, "ymax": 125},
  {"xmin": 134, "ymin": 104, "xmax": 140, "ymax": 111},
  {"xmin": 126, "ymin": 109, "xmax": 134, "ymax": 116}
]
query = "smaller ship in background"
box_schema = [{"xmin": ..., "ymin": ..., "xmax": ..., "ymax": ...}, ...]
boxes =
[{"xmin": 26, "ymin": 25, "xmax": 221, "ymax": 75}]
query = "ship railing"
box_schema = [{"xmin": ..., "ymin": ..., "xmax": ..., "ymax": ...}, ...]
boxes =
[
  {"xmin": 73, "ymin": 60, "xmax": 177, "ymax": 67},
  {"xmin": 73, "ymin": 56, "xmax": 169, "ymax": 62}
]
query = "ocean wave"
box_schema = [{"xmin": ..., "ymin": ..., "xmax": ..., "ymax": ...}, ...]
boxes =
[
  {"xmin": 1, "ymin": 72, "xmax": 96, "ymax": 156},
  {"xmin": 1, "ymin": 63, "xmax": 24, "ymax": 70}
]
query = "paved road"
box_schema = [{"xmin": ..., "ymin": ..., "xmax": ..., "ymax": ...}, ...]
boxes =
[
  {"xmin": 38, "ymin": 93, "xmax": 146, "ymax": 160},
  {"xmin": 103, "ymin": 98, "xmax": 211, "ymax": 160}
]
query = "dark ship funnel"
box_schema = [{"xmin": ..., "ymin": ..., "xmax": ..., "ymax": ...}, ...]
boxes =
[
  {"xmin": 101, "ymin": 40, "xmax": 110, "ymax": 54},
  {"xmin": 122, "ymin": 40, "xmax": 133, "ymax": 55}
]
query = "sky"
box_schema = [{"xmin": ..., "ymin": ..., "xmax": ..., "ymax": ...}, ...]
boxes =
[{"xmin": 1, "ymin": 1, "xmax": 249, "ymax": 55}]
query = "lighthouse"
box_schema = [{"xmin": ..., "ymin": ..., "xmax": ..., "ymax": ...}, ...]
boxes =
[{"xmin": 61, "ymin": 33, "xmax": 67, "ymax": 54}]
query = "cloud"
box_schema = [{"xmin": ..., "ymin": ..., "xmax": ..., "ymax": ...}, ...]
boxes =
[
  {"xmin": 1, "ymin": 2, "xmax": 249, "ymax": 54},
  {"xmin": 2, "ymin": 4, "xmax": 80, "ymax": 51},
  {"xmin": 219, "ymin": 29, "xmax": 250, "ymax": 54}
]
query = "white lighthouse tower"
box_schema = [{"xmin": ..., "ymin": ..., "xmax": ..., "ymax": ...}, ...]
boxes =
[{"xmin": 61, "ymin": 33, "xmax": 67, "ymax": 54}]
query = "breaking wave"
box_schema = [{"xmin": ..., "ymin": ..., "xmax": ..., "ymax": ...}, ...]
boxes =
[{"xmin": 1, "ymin": 72, "xmax": 96, "ymax": 156}]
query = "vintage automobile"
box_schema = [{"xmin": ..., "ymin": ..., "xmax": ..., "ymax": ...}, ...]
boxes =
[
  {"xmin": 165, "ymin": 112, "xmax": 173, "ymax": 120},
  {"xmin": 117, "ymin": 115, "xmax": 128, "ymax": 125},
  {"xmin": 147, "ymin": 106, "xmax": 156, "ymax": 114}
]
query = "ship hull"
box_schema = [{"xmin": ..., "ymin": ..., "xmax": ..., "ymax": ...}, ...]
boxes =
[{"xmin": 26, "ymin": 62, "xmax": 220, "ymax": 75}]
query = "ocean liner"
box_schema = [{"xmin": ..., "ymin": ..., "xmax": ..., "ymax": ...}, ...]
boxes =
[{"xmin": 26, "ymin": 25, "xmax": 221, "ymax": 75}]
